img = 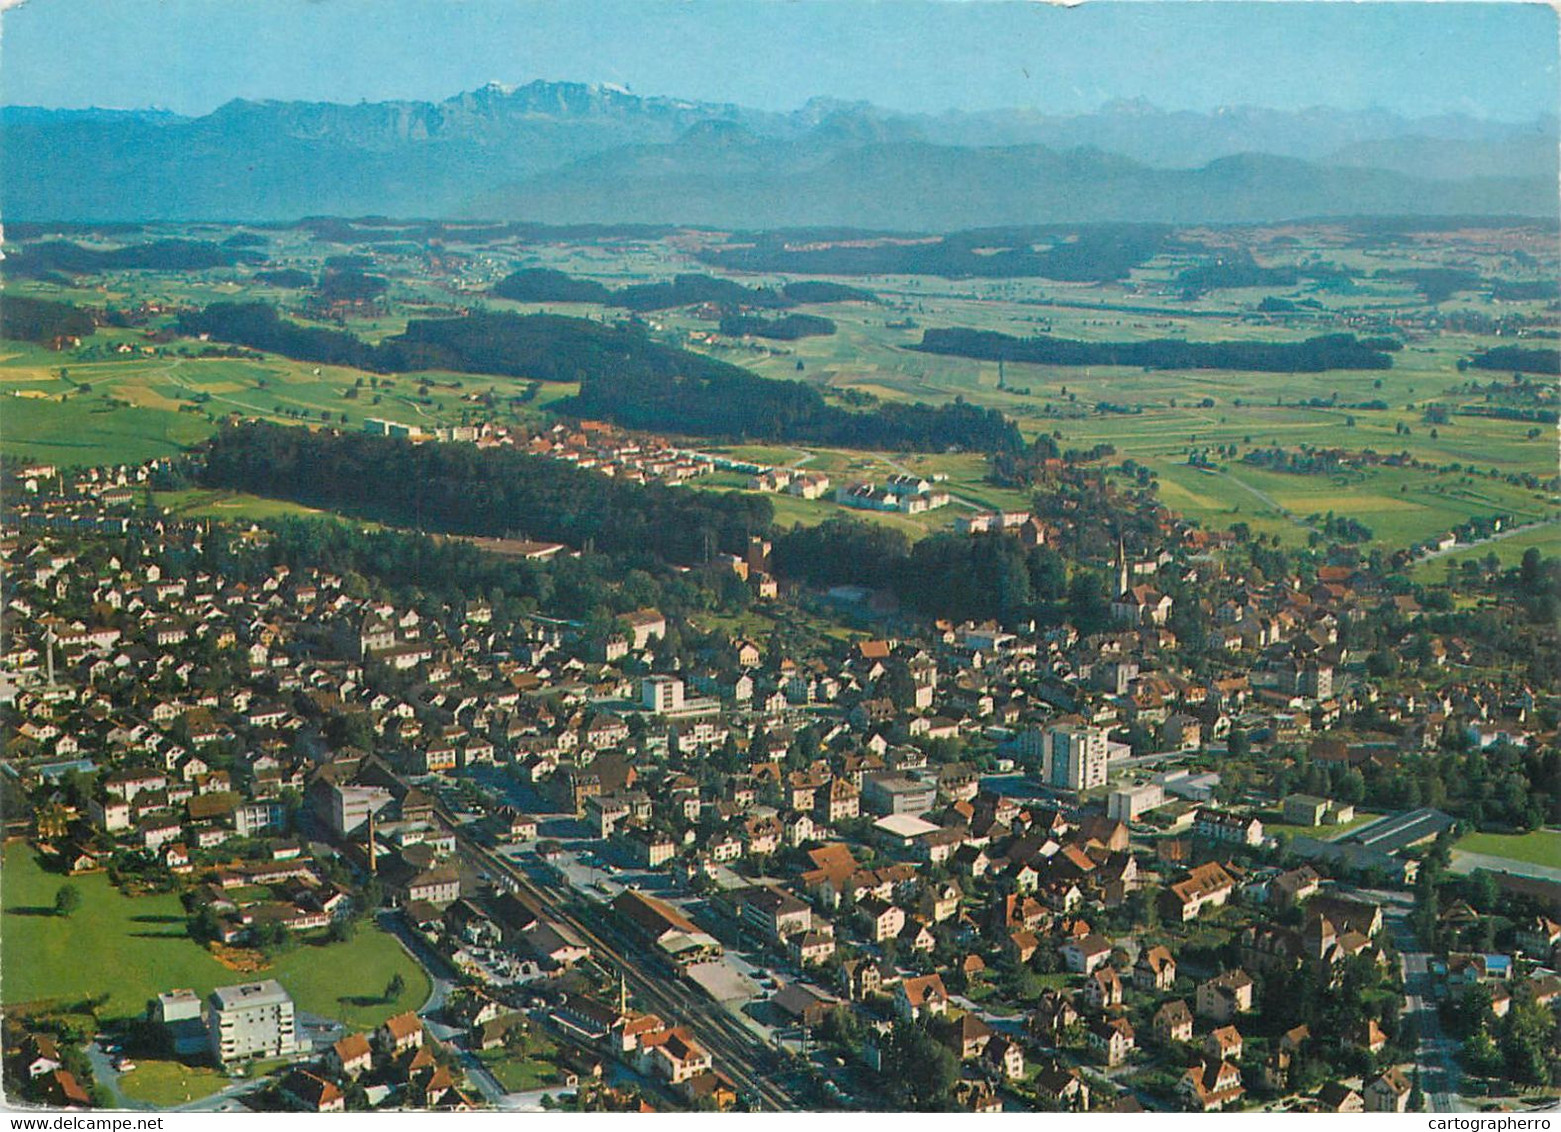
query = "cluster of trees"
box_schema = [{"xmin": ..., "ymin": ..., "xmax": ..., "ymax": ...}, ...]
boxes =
[
  {"xmin": 1259, "ymin": 955, "xmax": 1412, "ymax": 1081},
  {"xmin": 873, "ymin": 1022, "xmax": 961, "ymax": 1110},
  {"xmin": 253, "ymin": 267, "xmax": 314, "ymax": 288},
  {"xmin": 771, "ymin": 516, "xmax": 1094, "ymax": 629},
  {"xmin": 1457, "ymin": 404, "xmax": 1559, "ymax": 425},
  {"xmin": 775, "ymin": 281, "xmax": 876, "ymax": 303},
  {"xmin": 717, "ymin": 312, "xmax": 836, "ymax": 339},
  {"xmin": 1376, "ymin": 267, "xmax": 1483, "ymax": 304},
  {"xmin": 179, "ymin": 301, "xmax": 384, "ymax": 369},
  {"xmin": 1176, "ymin": 252, "xmax": 1349, "ymax": 297},
  {"xmin": 491, "ymin": 267, "xmax": 613, "ymax": 304},
  {"xmin": 198, "ymin": 422, "xmax": 774, "ymax": 567},
  {"xmin": 1469, "ymin": 346, "xmax": 1561, "ymax": 376},
  {"xmin": 316, "ymin": 267, "xmax": 389, "ymax": 303},
  {"xmin": 2, "ymin": 296, "xmax": 96, "ymax": 343},
  {"xmin": 615, "ymin": 273, "xmax": 790, "ymax": 312},
  {"xmin": 491, "ymin": 269, "xmax": 873, "ymax": 311},
  {"xmin": 178, "ymin": 302, "xmax": 745, "ymax": 381},
  {"xmin": 987, "ymin": 434, "xmax": 1063, "ymax": 487},
  {"xmin": 1241, "ymin": 446, "xmax": 1355, "ymax": 476},
  {"xmin": 891, "ymin": 533, "xmax": 1072, "ymax": 624},
  {"xmin": 1316, "ymin": 513, "xmax": 1374, "ymax": 544},
  {"xmin": 914, "ymin": 328, "xmax": 1397, "ymax": 373},
  {"xmin": 1488, "ymin": 279, "xmax": 1556, "ymax": 302},
  {"xmin": 698, "ymin": 225, "xmax": 1171, "ymax": 282}
]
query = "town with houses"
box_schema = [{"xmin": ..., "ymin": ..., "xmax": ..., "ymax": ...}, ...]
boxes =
[{"xmin": 2, "ymin": 443, "xmax": 1557, "ymax": 1117}]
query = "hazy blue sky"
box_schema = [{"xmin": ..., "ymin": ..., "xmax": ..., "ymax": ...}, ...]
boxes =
[{"xmin": 1, "ymin": 0, "xmax": 1555, "ymax": 120}]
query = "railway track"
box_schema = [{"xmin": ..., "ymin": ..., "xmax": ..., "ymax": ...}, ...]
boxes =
[{"xmin": 446, "ymin": 817, "xmax": 801, "ymax": 1111}]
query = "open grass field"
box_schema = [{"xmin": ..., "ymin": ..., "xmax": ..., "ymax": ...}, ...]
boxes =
[
  {"xmin": 0, "ymin": 338, "xmax": 543, "ymax": 467},
  {"xmin": 117, "ymin": 1059, "xmax": 233, "ymax": 1107},
  {"xmin": 154, "ymin": 488, "xmax": 347, "ymax": 523},
  {"xmin": 1454, "ymin": 829, "xmax": 1561, "ymax": 869},
  {"xmin": 1, "ymin": 841, "xmax": 430, "ymax": 1026}
]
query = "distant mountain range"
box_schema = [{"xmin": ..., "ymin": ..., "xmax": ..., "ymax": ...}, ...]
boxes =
[{"xmin": 3, "ymin": 80, "xmax": 1554, "ymax": 226}]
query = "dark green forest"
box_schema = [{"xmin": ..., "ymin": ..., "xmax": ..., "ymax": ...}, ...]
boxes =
[
  {"xmin": 696, "ymin": 225, "xmax": 1171, "ymax": 281},
  {"xmin": 717, "ymin": 312, "xmax": 837, "ymax": 340},
  {"xmin": 1469, "ymin": 345, "xmax": 1561, "ymax": 375},
  {"xmin": 197, "ymin": 422, "xmax": 774, "ymax": 566},
  {"xmin": 1, "ymin": 239, "xmax": 264, "ymax": 280},
  {"xmin": 193, "ymin": 425, "xmax": 1096, "ymax": 628},
  {"xmin": 569, "ymin": 370, "xmax": 1020, "ymax": 450},
  {"xmin": 0, "ymin": 295, "xmax": 97, "ymax": 343},
  {"xmin": 253, "ymin": 268, "xmax": 315, "ymax": 288},
  {"xmin": 490, "ymin": 269, "xmax": 875, "ymax": 310},
  {"xmin": 914, "ymin": 327, "xmax": 1397, "ymax": 372}
]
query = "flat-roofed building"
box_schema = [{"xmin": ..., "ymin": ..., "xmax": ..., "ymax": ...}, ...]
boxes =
[
  {"xmin": 1108, "ymin": 782, "xmax": 1164, "ymax": 823},
  {"xmin": 862, "ymin": 774, "xmax": 937, "ymax": 816},
  {"xmin": 208, "ymin": 980, "xmax": 296, "ymax": 1066}
]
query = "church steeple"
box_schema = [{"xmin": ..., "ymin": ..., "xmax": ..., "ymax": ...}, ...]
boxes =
[{"xmin": 1116, "ymin": 537, "xmax": 1129, "ymax": 598}]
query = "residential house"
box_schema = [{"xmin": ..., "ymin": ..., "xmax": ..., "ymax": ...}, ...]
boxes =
[
  {"xmin": 1153, "ymin": 1000, "xmax": 1194, "ymax": 1046},
  {"xmin": 1365, "ymin": 1068, "xmax": 1412, "ymax": 1113},
  {"xmin": 1196, "ymin": 970, "xmax": 1255, "ymax": 1022},
  {"xmin": 1086, "ymin": 1016, "xmax": 1135, "ymax": 1067},
  {"xmin": 377, "ymin": 1011, "xmax": 424, "ymax": 1055},
  {"xmin": 1060, "ymin": 933, "xmax": 1113, "ymax": 974},
  {"xmin": 1164, "ymin": 861, "xmax": 1236, "ymax": 921},
  {"xmin": 895, "ymin": 974, "xmax": 950, "ymax": 1021},
  {"xmin": 1178, "ymin": 1059, "xmax": 1244, "ymax": 1112},
  {"xmin": 1134, "ymin": 944, "xmax": 1176, "ymax": 991},
  {"xmin": 327, "ymin": 1033, "xmax": 373, "ymax": 1078},
  {"xmin": 1316, "ymin": 1082, "xmax": 1365, "ymax": 1114}
]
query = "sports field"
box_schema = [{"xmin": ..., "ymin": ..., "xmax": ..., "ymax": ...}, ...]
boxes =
[{"xmin": 1454, "ymin": 829, "xmax": 1561, "ymax": 869}]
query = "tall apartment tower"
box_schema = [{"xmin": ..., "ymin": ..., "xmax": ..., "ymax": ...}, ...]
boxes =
[
  {"xmin": 1041, "ymin": 724, "xmax": 1109, "ymax": 793},
  {"xmin": 208, "ymin": 980, "xmax": 297, "ymax": 1066}
]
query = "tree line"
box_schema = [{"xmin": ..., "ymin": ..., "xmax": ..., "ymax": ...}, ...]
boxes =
[
  {"xmin": 491, "ymin": 268, "xmax": 874, "ymax": 310},
  {"xmin": 4, "ymin": 239, "xmax": 263, "ymax": 280},
  {"xmin": 1175, "ymin": 251, "xmax": 1351, "ymax": 297},
  {"xmin": 178, "ymin": 302, "xmax": 752, "ymax": 381},
  {"xmin": 914, "ymin": 327, "xmax": 1397, "ymax": 373},
  {"xmin": 696, "ymin": 225, "xmax": 1171, "ymax": 282},
  {"xmin": 570, "ymin": 369, "xmax": 1021, "ymax": 450}
]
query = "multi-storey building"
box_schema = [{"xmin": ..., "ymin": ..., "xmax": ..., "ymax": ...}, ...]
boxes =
[{"xmin": 208, "ymin": 980, "xmax": 296, "ymax": 1066}]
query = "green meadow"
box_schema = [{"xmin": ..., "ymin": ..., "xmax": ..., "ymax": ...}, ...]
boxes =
[
  {"xmin": 1454, "ymin": 828, "xmax": 1561, "ymax": 869},
  {"xmin": 2, "ymin": 842, "xmax": 430, "ymax": 1027}
]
